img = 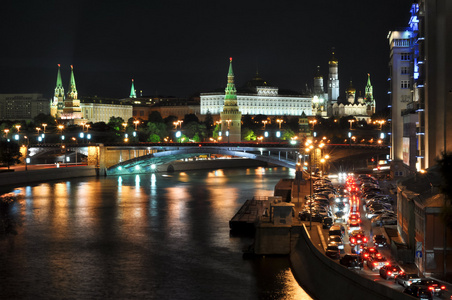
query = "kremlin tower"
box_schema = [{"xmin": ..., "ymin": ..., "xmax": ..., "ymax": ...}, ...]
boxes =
[{"xmin": 220, "ymin": 58, "xmax": 242, "ymax": 143}]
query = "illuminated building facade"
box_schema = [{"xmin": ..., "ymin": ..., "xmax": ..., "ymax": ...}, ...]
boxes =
[
  {"xmin": 330, "ymin": 75, "xmax": 376, "ymax": 122},
  {"xmin": 389, "ymin": 1, "xmax": 452, "ymax": 173},
  {"xmin": 201, "ymin": 71, "xmax": 312, "ymax": 117},
  {"xmin": 80, "ymin": 98, "xmax": 133, "ymax": 124}
]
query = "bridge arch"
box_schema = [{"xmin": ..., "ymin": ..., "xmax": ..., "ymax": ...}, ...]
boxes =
[{"xmin": 106, "ymin": 147, "xmax": 298, "ymax": 175}]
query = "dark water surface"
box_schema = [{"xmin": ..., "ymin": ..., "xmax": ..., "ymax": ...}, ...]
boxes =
[{"xmin": 0, "ymin": 167, "xmax": 312, "ymax": 299}]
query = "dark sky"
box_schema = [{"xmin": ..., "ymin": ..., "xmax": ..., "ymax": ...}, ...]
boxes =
[{"xmin": 0, "ymin": 0, "xmax": 412, "ymax": 110}]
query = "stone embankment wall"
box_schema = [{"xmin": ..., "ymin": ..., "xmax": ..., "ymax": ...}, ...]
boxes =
[
  {"xmin": 290, "ymin": 225, "xmax": 414, "ymax": 300},
  {"xmin": 0, "ymin": 166, "xmax": 98, "ymax": 188}
]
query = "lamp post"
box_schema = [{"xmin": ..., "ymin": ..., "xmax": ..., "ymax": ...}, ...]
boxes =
[
  {"xmin": 348, "ymin": 119, "xmax": 355, "ymax": 130},
  {"xmin": 309, "ymin": 119, "xmax": 317, "ymax": 131},
  {"xmin": 133, "ymin": 120, "xmax": 140, "ymax": 131},
  {"xmin": 262, "ymin": 120, "xmax": 268, "ymax": 129},
  {"xmin": 42, "ymin": 123, "xmax": 47, "ymax": 144},
  {"xmin": 3, "ymin": 129, "xmax": 9, "ymax": 140},
  {"xmin": 15, "ymin": 124, "xmax": 21, "ymax": 133},
  {"xmin": 305, "ymin": 147, "xmax": 313, "ymax": 230},
  {"xmin": 276, "ymin": 119, "xmax": 283, "ymax": 129}
]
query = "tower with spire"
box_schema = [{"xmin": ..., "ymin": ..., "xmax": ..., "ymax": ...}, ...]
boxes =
[
  {"xmin": 346, "ymin": 80, "xmax": 356, "ymax": 104},
  {"xmin": 130, "ymin": 79, "xmax": 137, "ymax": 98},
  {"xmin": 62, "ymin": 65, "xmax": 82, "ymax": 123},
  {"xmin": 312, "ymin": 66, "xmax": 327, "ymax": 116},
  {"xmin": 364, "ymin": 73, "xmax": 376, "ymax": 115},
  {"xmin": 327, "ymin": 49, "xmax": 340, "ymax": 104},
  {"xmin": 220, "ymin": 57, "xmax": 242, "ymax": 142},
  {"xmin": 51, "ymin": 64, "xmax": 65, "ymax": 117}
]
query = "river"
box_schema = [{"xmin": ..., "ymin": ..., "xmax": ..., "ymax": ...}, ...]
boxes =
[{"xmin": 0, "ymin": 166, "xmax": 312, "ymax": 299}]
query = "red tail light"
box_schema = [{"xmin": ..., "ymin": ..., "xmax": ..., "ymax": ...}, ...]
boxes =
[
  {"xmin": 441, "ymin": 285, "xmax": 446, "ymax": 290},
  {"xmin": 385, "ymin": 262, "xmax": 390, "ymax": 266},
  {"xmin": 363, "ymin": 237, "xmax": 367, "ymax": 242},
  {"xmin": 351, "ymin": 238, "xmax": 356, "ymax": 243},
  {"xmin": 387, "ymin": 271, "xmax": 392, "ymax": 275},
  {"xmin": 428, "ymin": 287, "xmax": 434, "ymax": 291},
  {"xmin": 373, "ymin": 262, "xmax": 378, "ymax": 266},
  {"xmin": 363, "ymin": 253, "xmax": 369, "ymax": 258}
]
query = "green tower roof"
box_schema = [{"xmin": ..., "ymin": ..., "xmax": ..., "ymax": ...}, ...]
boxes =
[
  {"xmin": 224, "ymin": 57, "xmax": 237, "ymax": 101},
  {"xmin": 68, "ymin": 65, "xmax": 77, "ymax": 94},
  {"xmin": 55, "ymin": 64, "xmax": 64, "ymax": 97},
  {"xmin": 130, "ymin": 79, "xmax": 137, "ymax": 98}
]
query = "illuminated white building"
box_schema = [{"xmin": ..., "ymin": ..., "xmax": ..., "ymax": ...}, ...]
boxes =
[{"xmin": 201, "ymin": 72, "xmax": 312, "ymax": 116}]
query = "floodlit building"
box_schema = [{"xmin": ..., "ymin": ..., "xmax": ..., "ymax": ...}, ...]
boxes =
[
  {"xmin": 80, "ymin": 97, "xmax": 133, "ymax": 124},
  {"xmin": 200, "ymin": 65, "xmax": 312, "ymax": 117},
  {"xmin": 0, "ymin": 93, "xmax": 50, "ymax": 120}
]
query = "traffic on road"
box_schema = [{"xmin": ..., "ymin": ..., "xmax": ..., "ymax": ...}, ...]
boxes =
[{"xmin": 299, "ymin": 173, "xmax": 450, "ymax": 300}]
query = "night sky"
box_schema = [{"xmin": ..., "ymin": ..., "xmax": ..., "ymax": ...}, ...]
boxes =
[{"xmin": 1, "ymin": 0, "xmax": 412, "ymax": 110}]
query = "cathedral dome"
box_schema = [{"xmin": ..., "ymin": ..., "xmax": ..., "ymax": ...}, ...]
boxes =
[{"xmin": 347, "ymin": 81, "xmax": 356, "ymax": 93}]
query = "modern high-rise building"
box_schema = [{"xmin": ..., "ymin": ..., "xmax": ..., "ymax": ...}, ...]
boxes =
[
  {"xmin": 389, "ymin": 0, "xmax": 452, "ymax": 174},
  {"xmin": 220, "ymin": 58, "xmax": 241, "ymax": 143}
]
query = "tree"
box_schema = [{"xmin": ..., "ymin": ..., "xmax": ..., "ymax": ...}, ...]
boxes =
[
  {"xmin": 0, "ymin": 141, "xmax": 22, "ymax": 169},
  {"xmin": 149, "ymin": 111, "xmax": 163, "ymax": 123},
  {"xmin": 147, "ymin": 134, "xmax": 160, "ymax": 143},
  {"xmin": 204, "ymin": 110, "xmax": 214, "ymax": 133},
  {"xmin": 242, "ymin": 128, "xmax": 256, "ymax": 141},
  {"xmin": 33, "ymin": 113, "xmax": 56, "ymax": 127},
  {"xmin": 108, "ymin": 116, "xmax": 125, "ymax": 131},
  {"xmin": 281, "ymin": 129, "xmax": 295, "ymax": 141},
  {"xmin": 184, "ymin": 122, "xmax": 207, "ymax": 141},
  {"xmin": 183, "ymin": 114, "xmax": 199, "ymax": 125}
]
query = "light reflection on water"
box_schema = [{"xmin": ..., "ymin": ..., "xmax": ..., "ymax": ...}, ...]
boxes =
[{"xmin": 1, "ymin": 167, "xmax": 312, "ymax": 299}]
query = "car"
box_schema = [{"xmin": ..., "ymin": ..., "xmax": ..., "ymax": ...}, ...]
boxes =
[
  {"xmin": 373, "ymin": 234, "xmax": 387, "ymax": 247},
  {"xmin": 322, "ymin": 217, "xmax": 334, "ymax": 229},
  {"xmin": 371, "ymin": 214, "xmax": 397, "ymax": 226},
  {"xmin": 339, "ymin": 254, "xmax": 363, "ymax": 269},
  {"xmin": 414, "ymin": 279, "xmax": 446, "ymax": 296},
  {"xmin": 403, "ymin": 285, "xmax": 433, "ymax": 299},
  {"xmin": 366, "ymin": 209, "xmax": 393, "ymax": 220},
  {"xmin": 334, "ymin": 211, "xmax": 346, "ymax": 222},
  {"xmin": 329, "ymin": 225, "xmax": 345, "ymax": 237},
  {"xmin": 325, "ymin": 244, "xmax": 341, "ymax": 259},
  {"xmin": 349, "ymin": 230, "xmax": 368, "ymax": 247},
  {"xmin": 327, "ymin": 235, "xmax": 344, "ymax": 250},
  {"xmin": 395, "ymin": 273, "xmax": 421, "ymax": 287},
  {"xmin": 361, "ymin": 246, "xmax": 379, "ymax": 261},
  {"xmin": 348, "ymin": 220, "xmax": 362, "ymax": 233},
  {"xmin": 379, "ymin": 264, "xmax": 403, "ymax": 280},
  {"xmin": 367, "ymin": 253, "xmax": 389, "ymax": 271}
]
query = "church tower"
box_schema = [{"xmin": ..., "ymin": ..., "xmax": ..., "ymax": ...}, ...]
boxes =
[
  {"xmin": 62, "ymin": 65, "xmax": 82, "ymax": 122},
  {"xmin": 313, "ymin": 66, "xmax": 324, "ymax": 95},
  {"xmin": 52, "ymin": 64, "xmax": 65, "ymax": 117},
  {"xmin": 130, "ymin": 79, "xmax": 137, "ymax": 98},
  {"xmin": 328, "ymin": 49, "xmax": 340, "ymax": 103},
  {"xmin": 220, "ymin": 58, "xmax": 242, "ymax": 143},
  {"xmin": 346, "ymin": 80, "xmax": 356, "ymax": 104}
]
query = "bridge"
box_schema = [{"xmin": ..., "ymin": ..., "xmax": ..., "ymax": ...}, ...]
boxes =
[{"xmin": 27, "ymin": 142, "xmax": 389, "ymax": 176}]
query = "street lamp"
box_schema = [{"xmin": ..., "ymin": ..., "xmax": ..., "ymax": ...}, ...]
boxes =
[
  {"xmin": 309, "ymin": 119, "xmax": 317, "ymax": 131},
  {"xmin": 262, "ymin": 120, "xmax": 268, "ymax": 129},
  {"xmin": 276, "ymin": 119, "xmax": 283, "ymax": 129},
  {"xmin": 42, "ymin": 123, "xmax": 47, "ymax": 133},
  {"xmin": 15, "ymin": 124, "xmax": 21, "ymax": 133},
  {"xmin": 348, "ymin": 119, "xmax": 355, "ymax": 130},
  {"xmin": 133, "ymin": 120, "xmax": 140, "ymax": 131},
  {"xmin": 3, "ymin": 129, "xmax": 9, "ymax": 139}
]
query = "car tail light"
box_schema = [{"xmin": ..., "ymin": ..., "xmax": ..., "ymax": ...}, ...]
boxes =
[
  {"xmin": 363, "ymin": 237, "xmax": 367, "ymax": 242},
  {"xmin": 387, "ymin": 271, "xmax": 392, "ymax": 275},
  {"xmin": 351, "ymin": 238, "xmax": 355, "ymax": 243},
  {"xmin": 363, "ymin": 253, "xmax": 369, "ymax": 258},
  {"xmin": 428, "ymin": 287, "xmax": 434, "ymax": 291},
  {"xmin": 441, "ymin": 285, "xmax": 446, "ymax": 290},
  {"xmin": 408, "ymin": 280, "xmax": 412, "ymax": 285},
  {"xmin": 385, "ymin": 262, "xmax": 390, "ymax": 266}
]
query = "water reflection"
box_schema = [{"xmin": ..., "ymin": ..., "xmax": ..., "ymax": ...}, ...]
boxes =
[{"xmin": 0, "ymin": 167, "xmax": 311, "ymax": 299}]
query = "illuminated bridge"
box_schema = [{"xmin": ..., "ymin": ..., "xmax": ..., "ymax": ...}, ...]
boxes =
[{"xmin": 27, "ymin": 142, "xmax": 389, "ymax": 176}]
